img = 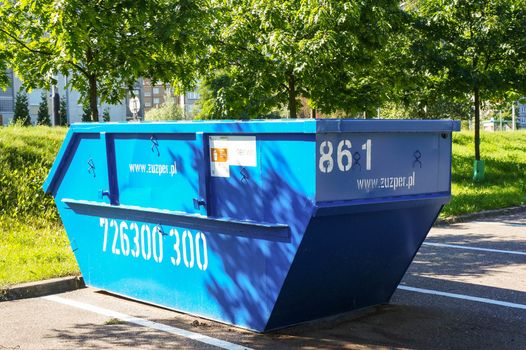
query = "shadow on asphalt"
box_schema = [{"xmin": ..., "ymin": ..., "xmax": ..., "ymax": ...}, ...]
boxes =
[{"xmin": 411, "ymin": 234, "xmax": 526, "ymax": 279}]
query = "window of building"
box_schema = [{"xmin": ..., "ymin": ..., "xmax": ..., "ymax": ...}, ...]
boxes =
[
  {"xmin": 144, "ymin": 91, "xmax": 152, "ymax": 97},
  {"xmin": 153, "ymin": 87, "xmax": 160, "ymax": 95},
  {"xmin": 153, "ymin": 98, "xmax": 160, "ymax": 105},
  {"xmin": 145, "ymin": 101, "xmax": 152, "ymax": 107}
]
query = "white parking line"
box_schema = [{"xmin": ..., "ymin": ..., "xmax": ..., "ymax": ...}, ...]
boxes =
[
  {"xmin": 42, "ymin": 295, "xmax": 253, "ymax": 350},
  {"xmin": 422, "ymin": 242, "xmax": 526, "ymax": 256},
  {"xmin": 398, "ymin": 285, "xmax": 526, "ymax": 310}
]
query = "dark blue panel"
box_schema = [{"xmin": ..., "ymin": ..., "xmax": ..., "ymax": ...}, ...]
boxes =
[
  {"xmin": 316, "ymin": 132, "xmax": 452, "ymax": 201},
  {"xmin": 266, "ymin": 202, "xmax": 443, "ymax": 331}
]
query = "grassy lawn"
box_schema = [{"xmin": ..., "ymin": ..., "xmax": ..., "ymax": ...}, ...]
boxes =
[
  {"xmin": 0, "ymin": 126, "xmax": 77, "ymax": 288},
  {"xmin": 0, "ymin": 125, "xmax": 525, "ymax": 287},
  {"xmin": 444, "ymin": 130, "xmax": 526, "ymax": 217}
]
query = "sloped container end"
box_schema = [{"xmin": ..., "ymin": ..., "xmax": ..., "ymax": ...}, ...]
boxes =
[{"xmin": 43, "ymin": 119, "xmax": 460, "ymax": 332}]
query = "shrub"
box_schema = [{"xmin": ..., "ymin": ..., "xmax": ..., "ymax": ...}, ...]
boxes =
[{"xmin": 144, "ymin": 100, "xmax": 184, "ymax": 121}]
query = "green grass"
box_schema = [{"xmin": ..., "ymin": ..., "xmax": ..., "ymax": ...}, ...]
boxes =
[
  {"xmin": 444, "ymin": 130, "xmax": 526, "ymax": 217},
  {"xmin": 0, "ymin": 125, "xmax": 78, "ymax": 288},
  {"xmin": 0, "ymin": 126, "xmax": 525, "ymax": 287},
  {"xmin": 0, "ymin": 217, "xmax": 77, "ymax": 287}
]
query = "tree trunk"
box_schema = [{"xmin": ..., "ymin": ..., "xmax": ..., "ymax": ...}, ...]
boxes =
[
  {"xmin": 288, "ymin": 72, "xmax": 297, "ymax": 119},
  {"xmin": 474, "ymin": 84, "xmax": 480, "ymax": 161},
  {"xmin": 88, "ymin": 74, "xmax": 99, "ymax": 122},
  {"xmin": 86, "ymin": 47, "xmax": 99, "ymax": 122}
]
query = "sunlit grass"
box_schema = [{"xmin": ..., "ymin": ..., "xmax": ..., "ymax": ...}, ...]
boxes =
[
  {"xmin": 0, "ymin": 217, "xmax": 78, "ymax": 288},
  {"xmin": 443, "ymin": 130, "xmax": 526, "ymax": 217}
]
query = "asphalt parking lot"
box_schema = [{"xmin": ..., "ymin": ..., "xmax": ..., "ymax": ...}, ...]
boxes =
[{"xmin": 1, "ymin": 212, "xmax": 525, "ymax": 350}]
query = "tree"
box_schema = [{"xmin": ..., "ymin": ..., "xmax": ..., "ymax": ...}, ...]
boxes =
[
  {"xmin": 0, "ymin": 32, "xmax": 11, "ymax": 88},
  {"xmin": 58, "ymin": 96, "xmax": 68, "ymax": 126},
  {"xmin": 81, "ymin": 104, "xmax": 92, "ymax": 122},
  {"xmin": 37, "ymin": 92, "xmax": 51, "ymax": 126},
  {"xmin": 13, "ymin": 91, "xmax": 30, "ymax": 126},
  {"xmin": 201, "ymin": 0, "xmax": 405, "ymax": 118},
  {"xmin": 0, "ymin": 0, "xmax": 205, "ymax": 121},
  {"xmin": 409, "ymin": 0, "xmax": 526, "ymax": 180}
]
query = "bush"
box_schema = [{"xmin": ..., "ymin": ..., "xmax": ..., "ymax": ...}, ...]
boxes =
[{"xmin": 144, "ymin": 100, "xmax": 184, "ymax": 121}]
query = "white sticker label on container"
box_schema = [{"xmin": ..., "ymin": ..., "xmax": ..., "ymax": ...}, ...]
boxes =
[{"xmin": 209, "ymin": 136, "xmax": 257, "ymax": 177}]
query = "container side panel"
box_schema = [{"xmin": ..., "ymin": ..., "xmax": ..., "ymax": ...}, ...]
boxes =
[
  {"xmin": 266, "ymin": 202, "xmax": 442, "ymax": 330},
  {"xmin": 55, "ymin": 132, "xmax": 316, "ymax": 332},
  {"xmin": 316, "ymin": 132, "xmax": 451, "ymax": 201}
]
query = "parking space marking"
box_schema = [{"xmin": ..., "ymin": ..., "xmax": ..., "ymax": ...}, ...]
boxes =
[
  {"xmin": 42, "ymin": 295, "xmax": 253, "ymax": 350},
  {"xmin": 398, "ymin": 285, "xmax": 526, "ymax": 310},
  {"xmin": 422, "ymin": 242, "xmax": 526, "ymax": 256}
]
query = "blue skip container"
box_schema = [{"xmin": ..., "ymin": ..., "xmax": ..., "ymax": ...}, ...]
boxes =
[{"xmin": 43, "ymin": 119, "xmax": 460, "ymax": 332}]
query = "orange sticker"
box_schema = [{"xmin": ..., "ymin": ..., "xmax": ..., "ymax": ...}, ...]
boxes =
[{"xmin": 211, "ymin": 148, "xmax": 228, "ymax": 162}]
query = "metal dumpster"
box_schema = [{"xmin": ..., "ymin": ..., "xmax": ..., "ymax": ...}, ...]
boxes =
[{"xmin": 43, "ymin": 119, "xmax": 460, "ymax": 332}]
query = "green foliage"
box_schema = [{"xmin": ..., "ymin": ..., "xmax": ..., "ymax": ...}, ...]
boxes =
[
  {"xmin": 381, "ymin": 96, "xmax": 472, "ymax": 120},
  {"xmin": 0, "ymin": 0, "xmax": 206, "ymax": 121},
  {"xmin": 196, "ymin": 73, "xmax": 282, "ymax": 119},
  {"xmin": 102, "ymin": 108, "xmax": 110, "ymax": 122},
  {"xmin": 145, "ymin": 101, "xmax": 184, "ymax": 121},
  {"xmin": 13, "ymin": 91, "xmax": 30, "ymax": 126},
  {"xmin": 201, "ymin": 0, "xmax": 405, "ymax": 118},
  {"xmin": 59, "ymin": 96, "xmax": 68, "ymax": 126},
  {"xmin": 37, "ymin": 92, "xmax": 51, "ymax": 126},
  {"xmin": 408, "ymin": 0, "xmax": 526, "ymax": 160}
]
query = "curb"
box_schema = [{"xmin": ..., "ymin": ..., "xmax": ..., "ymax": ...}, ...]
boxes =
[
  {"xmin": 435, "ymin": 204, "xmax": 526, "ymax": 226},
  {"xmin": 0, "ymin": 276, "xmax": 85, "ymax": 302}
]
